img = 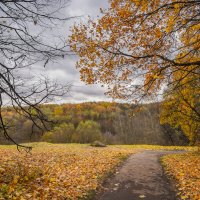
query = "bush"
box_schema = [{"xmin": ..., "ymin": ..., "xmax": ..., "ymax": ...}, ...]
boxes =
[
  {"xmin": 72, "ymin": 120, "xmax": 102, "ymax": 143},
  {"xmin": 42, "ymin": 132, "xmax": 54, "ymax": 143},
  {"xmin": 42, "ymin": 123, "xmax": 75, "ymax": 143}
]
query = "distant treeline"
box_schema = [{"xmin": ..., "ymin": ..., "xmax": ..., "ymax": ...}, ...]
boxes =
[{"xmin": 0, "ymin": 102, "xmax": 188, "ymax": 145}]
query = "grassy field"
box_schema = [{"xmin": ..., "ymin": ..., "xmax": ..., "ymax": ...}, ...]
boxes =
[{"xmin": 0, "ymin": 143, "xmax": 198, "ymax": 200}]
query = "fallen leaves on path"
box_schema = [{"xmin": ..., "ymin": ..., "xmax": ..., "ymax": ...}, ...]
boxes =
[
  {"xmin": 162, "ymin": 152, "xmax": 200, "ymax": 200},
  {"xmin": 0, "ymin": 143, "xmax": 138, "ymax": 200}
]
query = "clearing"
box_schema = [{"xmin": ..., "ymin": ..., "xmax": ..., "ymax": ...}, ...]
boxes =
[{"xmin": 0, "ymin": 143, "xmax": 198, "ymax": 200}]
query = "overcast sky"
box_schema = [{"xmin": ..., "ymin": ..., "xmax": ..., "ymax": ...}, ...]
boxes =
[{"xmin": 38, "ymin": 0, "xmax": 111, "ymax": 103}]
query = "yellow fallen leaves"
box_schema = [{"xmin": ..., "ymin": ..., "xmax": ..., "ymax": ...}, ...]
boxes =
[
  {"xmin": 162, "ymin": 152, "xmax": 200, "ymax": 200},
  {"xmin": 116, "ymin": 144, "xmax": 198, "ymax": 151},
  {"xmin": 0, "ymin": 143, "xmax": 138, "ymax": 200}
]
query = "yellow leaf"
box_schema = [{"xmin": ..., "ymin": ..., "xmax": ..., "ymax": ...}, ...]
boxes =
[{"xmin": 181, "ymin": 195, "xmax": 187, "ymax": 200}]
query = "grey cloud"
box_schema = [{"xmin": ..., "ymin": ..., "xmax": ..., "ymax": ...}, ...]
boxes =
[
  {"xmin": 72, "ymin": 84, "xmax": 106, "ymax": 96},
  {"xmin": 20, "ymin": 0, "xmax": 110, "ymax": 103},
  {"xmin": 65, "ymin": 85, "xmax": 111, "ymax": 103},
  {"xmin": 66, "ymin": 0, "xmax": 108, "ymax": 17}
]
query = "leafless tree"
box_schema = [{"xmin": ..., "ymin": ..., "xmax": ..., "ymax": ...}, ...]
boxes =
[{"xmin": 0, "ymin": 0, "xmax": 73, "ymax": 150}]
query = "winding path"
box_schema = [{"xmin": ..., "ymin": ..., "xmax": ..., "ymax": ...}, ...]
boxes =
[{"xmin": 97, "ymin": 150, "xmax": 180, "ymax": 200}]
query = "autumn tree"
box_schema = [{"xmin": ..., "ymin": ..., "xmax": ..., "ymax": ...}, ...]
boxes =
[
  {"xmin": 160, "ymin": 71, "xmax": 200, "ymax": 144},
  {"xmin": 69, "ymin": 0, "xmax": 200, "ymax": 143},
  {"xmin": 0, "ymin": 0, "xmax": 72, "ymax": 149},
  {"xmin": 72, "ymin": 120, "xmax": 102, "ymax": 143},
  {"xmin": 42, "ymin": 123, "xmax": 75, "ymax": 143}
]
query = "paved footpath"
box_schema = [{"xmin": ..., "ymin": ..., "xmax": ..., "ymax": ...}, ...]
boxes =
[{"xmin": 96, "ymin": 150, "xmax": 181, "ymax": 200}]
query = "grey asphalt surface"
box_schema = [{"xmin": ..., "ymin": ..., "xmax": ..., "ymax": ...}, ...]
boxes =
[{"xmin": 96, "ymin": 150, "xmax": 181, "ymax": 200}]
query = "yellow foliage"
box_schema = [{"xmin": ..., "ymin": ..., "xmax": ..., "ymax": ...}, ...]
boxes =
[
  {"xmin": 162, "ymin": 152, "xmax": 200, "ymax": 200},
  {"xmin": 160, "ymin": 62, "xmax": 200, "ymax": 144},
  {"xmin": 68, "ymin": 0, "xmax": 199, "ymax": 110}
]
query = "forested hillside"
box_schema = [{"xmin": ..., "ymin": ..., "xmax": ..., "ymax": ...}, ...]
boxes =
[{"xmin": 0, "ymin": 102, "xmax": 188, "ymax": 145}]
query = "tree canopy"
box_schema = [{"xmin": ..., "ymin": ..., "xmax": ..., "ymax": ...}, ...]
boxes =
[{"xmin": 69, "ymin": 0, "xmax": 200, "ymax": 144}]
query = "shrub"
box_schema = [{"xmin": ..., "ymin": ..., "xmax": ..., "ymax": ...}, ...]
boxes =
[
  {"xmin": 72, "ymin": 120, "xmax": 102, "ymax": 143},
  {"xmin": 42, "ymin": 123, "xmax": 75, "ymax": 143}
]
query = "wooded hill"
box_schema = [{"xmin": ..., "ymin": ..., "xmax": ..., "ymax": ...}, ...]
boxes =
[{"xmin": 0, "ymin": 102, "xmax": 188, "ymax": 145}]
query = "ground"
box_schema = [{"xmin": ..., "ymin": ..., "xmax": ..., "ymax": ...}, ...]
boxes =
[
  {"xmin": 96, "ymin": 151, "xmax": 180, "ymax": 200},
  {"xmin": 0, "ymin": 143, "xmax": 199, "ymax": 200},
  {"xmin": 162, "ymin": 152, "xmax": 200, "ymax": 200}
]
